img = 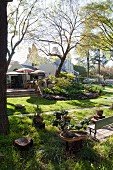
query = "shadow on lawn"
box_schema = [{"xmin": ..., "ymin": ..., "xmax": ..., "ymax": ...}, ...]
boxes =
[
  {"xmin": 34, "ymin": 126, "xmax": 113, "ymax": 169},
  {"xmin": 3, "ymin": 116, "xmax": 112, "ymax": 170},
  {"xmin": 76, "ymin": 139, "xmax": 113, "ymax": 169},
  {"xmin": 27, "ymin": 96, "xmax": 98, "ymax": 109},
  {"xmin": 4, "ymin": 116, "xmax": 46, "ymax": 170},
  {"xmin": 66, "ymin": 99, "xmax": 98, "ymax": 108},
  {"xmin": 7, "ymin": 102, "xmax": 28, "ymax": 116},
  {"xmin": 26, "ymin": 96, "xmax": 57, "ymax": 105}
]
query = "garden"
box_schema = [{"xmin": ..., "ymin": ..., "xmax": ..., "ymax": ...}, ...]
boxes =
[{"xmin": 1, "ymin": 83, "xmax": 113, "ymax": 169}]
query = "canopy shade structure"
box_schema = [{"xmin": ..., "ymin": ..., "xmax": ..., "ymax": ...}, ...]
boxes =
[
  {"xmin": 30, "ymin": 70, "xmax": 45, "ymax": 75},
  {"xmin": 16, "ymin": 68, "xmax": 34, "ymax": 73},
  {"xmin": 6, "ymin": 71, "xmax": 25, "ymax": 75},
  {"xmin": 16, "ymin": 68, "xmax": 34, "ymax": 84}
]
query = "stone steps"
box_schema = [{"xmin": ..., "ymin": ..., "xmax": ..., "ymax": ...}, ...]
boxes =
[{"xmin": 7, "ymin": 89, "xmax": 39, "ymax": 98}]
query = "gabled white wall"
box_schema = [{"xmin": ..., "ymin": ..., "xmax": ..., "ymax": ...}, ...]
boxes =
[
  {"xmin": 8, "ymin": 61, "xmax": 23, "ymax": 72},
  {"xmin": 39, "ymin": 63, "xmax": 56, "ymax": 76}
]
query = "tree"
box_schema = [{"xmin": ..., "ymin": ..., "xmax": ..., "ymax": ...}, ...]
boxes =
[
  {"xmin": 30, "ymin": 1, "xmax": 89, "ymax": 77},
  {"xmin": 91, "ymin": 49, "xmax": 108, "ymax": 82},
  {"xmin": 0, "ymin": 0, "xmax": 10, "ymax": 135},
  {"xmin": 73, "ymin": 65, "xmax": 87, "ymax": 78},
  {"xmin": 7, "ymin": 0, "xmax": 40, "ymax": 70},
  {"xmin": 100, "ymin": 66, "xmax": 113, "ymax": 79},
  {"xmin": 80, "ymin": 0, "xmax": 113, "ymax": 56},
  {"xmin": 27, "ymin": 44, "xmax": 46, "ymax": 68}
]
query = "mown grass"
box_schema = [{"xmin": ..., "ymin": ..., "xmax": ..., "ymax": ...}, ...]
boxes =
[
  {"xmin": 7, "ymin": 86, "xmax": 113, "ymax": 116},
  {"xmin": 1, "ymin": 86, "xmax": 113, "ymax": 169},
  {"xmin": 1, "ymin": 108, "xmax": 113, "ymax": 170}
]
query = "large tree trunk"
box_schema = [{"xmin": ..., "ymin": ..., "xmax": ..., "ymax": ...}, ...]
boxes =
[
  {"xmin": 97, "ymin": 49, "xmax": 101, "ymax": 83},
  {"xmin": 0, "ymin": 1, "xmax": 9, "ymax": 135},
  {"xmin": 55, "ymin": 56, "xmax": 66, "ymax": 77},
  {"xmin": 87, "ymin": 50, "xmax": 89, "ymax": 79}
]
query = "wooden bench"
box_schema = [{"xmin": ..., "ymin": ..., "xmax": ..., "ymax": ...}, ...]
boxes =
[{"xmin": 87, "ymin": 116, "xmax": 113, "ymax": 137}]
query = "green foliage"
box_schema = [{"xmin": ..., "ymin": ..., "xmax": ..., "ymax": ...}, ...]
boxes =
[
  {"xmin": 52, "ymin": 110, "xmax": 73, "ymax": 130},
  {"xmin": 59, "ymin": 72, "xmax": 75, "ymax": 81},
  {"xmin": 43, "ymin": 75, "xmax": 84, "ymax": 98},
  {"xmin": 55, "ymin": 77, "xmax": 72, "ymax": 89},
  {"xmin": 84, "ymin": 84, "xmax": 103, "ymax": 94},
  {"xmin": 43, "ymin": 88, "xmax": 53, "ymax": 94},
  {"xmin": 73, "ymin": 65, "xmax": 87, "ymax": 77},
  {"xmin": 80, "ymin": 0, "xmax": 113, "ymax": 54}
]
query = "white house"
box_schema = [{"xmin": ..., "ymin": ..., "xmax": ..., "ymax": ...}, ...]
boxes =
[
  {"xmin": 7, "ymin": 61, "xmax": 35, "ymax": 88},
  {"xmin": 23, "ymin": 56, "xmax": 74, "ymax": 76},
  {"xmin": 7, "ymin": 56, "xmax": 75, "ymax": 88}
]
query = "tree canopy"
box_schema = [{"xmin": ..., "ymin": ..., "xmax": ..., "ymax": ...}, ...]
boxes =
[
  {"xmin": 29, "ymin": 1, "xmax": 90, "ymax": 77},
  {"xmin": 77, "ymin": 0, "xmax": 113, "ymax": 57}
]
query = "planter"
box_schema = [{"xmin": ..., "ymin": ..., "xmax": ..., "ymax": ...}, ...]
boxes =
[
  {"xmin": 60, "ymin": 130, "xmax": 88, "ymax": 142},
  {"xmin": 59, "ymin": 130, "xmax": 88, "ymax": 153},
  {"xmin": 96, "ymin": 109, "xmax": 103, "ymax": 116},
  {"xmin": 62, "ymin": 116, "xmax": 71, "ymax": 123},
  {"xmin": 33, "ymin": 115, "xmax": 45, "ymax": 129}
]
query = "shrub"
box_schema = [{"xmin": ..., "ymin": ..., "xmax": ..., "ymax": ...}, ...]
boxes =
[
  {"xmin": 59, "ymin": 72, "xmax": 75, "ymax": 81},
  {"xmin": 43, "ymin": 88, "xmax": 53, "ymax": 94},
  {"xmin": 84, "ymin": 84, "xmax": 103, "ymax": 94}
]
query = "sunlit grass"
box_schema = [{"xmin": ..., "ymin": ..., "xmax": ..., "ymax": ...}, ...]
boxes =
[
  {"xmin": 1, "ymin": 86, "xmax": 113, "ymax": 169},
  {"xmin": 1, "ymin": 110, "xmax": 113, "ymax": 169},
  {"xmin": 7, "ymin": 86, "xmax": 113, "ymax": 116}
]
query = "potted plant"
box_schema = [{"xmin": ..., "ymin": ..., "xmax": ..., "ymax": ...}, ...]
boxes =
[
  {"xmin": 95, "ymin": 104, "xmax": 104, "ymax": 117},
  {"xmin": 52, "ymin": 110, "xmax": 72, "ymax": 131},
  {"xmin": 52, "ymin": 110, "xmax": 89, "ymax": 139},
  {"xmin": 33, "ymin": 105, "xmax": 45, "ymax": 129}
]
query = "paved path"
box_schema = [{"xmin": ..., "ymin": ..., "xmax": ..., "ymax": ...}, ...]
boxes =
[
  {"xmin": 86, "ymin": 125, "xmax": 113, "ymax": 142},
  {"xmin": 9, "ymin": 105, "xmax": 110, "ymax": 117}
]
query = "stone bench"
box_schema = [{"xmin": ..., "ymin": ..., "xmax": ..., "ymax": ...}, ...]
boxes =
[{"xmin": 87, "ymin": 116, "xmax": 113, "ymax": 137}]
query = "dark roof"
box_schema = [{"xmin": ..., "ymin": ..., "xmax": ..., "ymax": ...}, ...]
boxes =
[{"xmin": 21, "ymin": 64, "xmax": 37, "ymax": 71}]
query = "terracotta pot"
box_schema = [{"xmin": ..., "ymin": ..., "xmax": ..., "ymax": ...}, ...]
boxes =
[
  {"xmin": 63, "ymin": 116, "xmax": 71, "ymax": 122},
  {"xmin": 96, "ymin": 110, "xmax": 103, "ymax": 116},
  {"xmin": 60, "ymin": 130, "xmax": 88, "ymax": 142}
]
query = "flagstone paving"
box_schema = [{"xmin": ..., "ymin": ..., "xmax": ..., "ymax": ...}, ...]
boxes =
[{"xmin": 86, "ymin": 125, "xmax": 113, "ymax": 142}]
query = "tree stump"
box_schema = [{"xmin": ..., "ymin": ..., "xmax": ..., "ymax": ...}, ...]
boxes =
[
  {"xmin": 14, "ymin": 137, "xmax": 33, "ymax": 150},
  {"xmin": 15, "ymin": 104, "xmax": 25, "ymax": 109},
  {"xmin": 33, "ymin": 115, "xmax": 45, "ymax": 129}
]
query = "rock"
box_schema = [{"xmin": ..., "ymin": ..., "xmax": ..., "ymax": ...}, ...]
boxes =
[{"xmin": 43, "ymin": 94, "xmax": 68, "ymax": 100}]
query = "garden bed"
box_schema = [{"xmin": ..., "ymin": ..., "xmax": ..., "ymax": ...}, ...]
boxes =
[{"xmin": 43, "ymin": 92, "xmax": 99, "ymax": 100}]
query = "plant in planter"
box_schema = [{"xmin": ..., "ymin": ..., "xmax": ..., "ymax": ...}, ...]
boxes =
[
  {"xmin": 75, "ymin": 118, "xmax": 90, "ymax": 130},
  {"xmin": 95, "ymin": 104, "xmax": 104, "ymax": 117},
  {"xmin": 52, "ymin": 110, "xmax": 73, "ymax": 131},
  {"xmin": 59, "ymin": 117, "xmax": 89, "ymax": 153},
  {"xmin": 52, "ymin": 110, "xmax": 90, "ymax": 132},
  {"xmin": 33, "ymin": 105, "xmax": 45, "ymax": 129}
]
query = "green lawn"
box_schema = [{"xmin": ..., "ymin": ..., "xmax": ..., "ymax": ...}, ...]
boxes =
[
  {"xmin": 7, "ymin": 86, "xmax": 113, "ymax": 116},
  {"xmin": 1, "ymin": 109, "xmax": 113, "ymax": 170},
  {"xmin": 1, "ymin": 86, "xmax": 113, "ymax": 169}
]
